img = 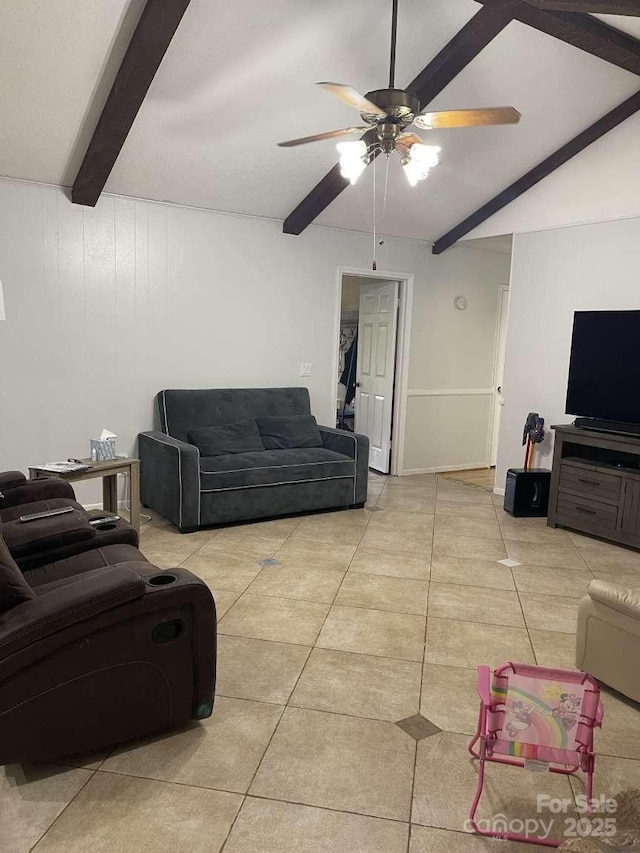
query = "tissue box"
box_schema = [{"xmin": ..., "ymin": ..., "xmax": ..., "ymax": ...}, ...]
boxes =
[{"xmin": 90, "ymin": 438, "xmax": 116, "ymax": 461}]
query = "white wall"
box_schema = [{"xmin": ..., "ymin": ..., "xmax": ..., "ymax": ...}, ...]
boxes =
[
  {"xmin": 404, "ymin": 248, "xmax": 511, "ymax": 473},
  {"xmin": 0, "ymin": 178, "xmax": 507, "ymax": 502},
  {"xmin": 495, "ymin": 216, "xmax": 640, "ymax": 491}
]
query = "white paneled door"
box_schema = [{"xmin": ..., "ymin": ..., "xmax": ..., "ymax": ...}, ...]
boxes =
[{"xmin": 355, "ymin": 281, "xmax": 399, "ymax": 473}]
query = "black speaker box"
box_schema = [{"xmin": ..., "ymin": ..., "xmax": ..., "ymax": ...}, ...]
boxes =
[{"xmin": 503, "ymin": 468, "xmax": 551, "ymax": 517}]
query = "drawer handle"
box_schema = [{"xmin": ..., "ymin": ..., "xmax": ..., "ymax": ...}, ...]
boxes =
[
  {"xmin": 575, "ymin": 506, "xmax": 596, "ymax": 515},
  {"xmin": 577, "ymin": 478, "xmax": 600, "ymax": 486}
]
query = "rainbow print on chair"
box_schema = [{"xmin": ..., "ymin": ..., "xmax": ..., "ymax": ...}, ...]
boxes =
[{"xmin": 493, "ymin": 674, "xmax": 581, "ymax": 759}]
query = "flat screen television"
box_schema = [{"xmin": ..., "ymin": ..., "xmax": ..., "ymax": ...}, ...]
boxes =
[{"xmin": 566, "ymin": 310, "xmax": 640, "ymax": 427}]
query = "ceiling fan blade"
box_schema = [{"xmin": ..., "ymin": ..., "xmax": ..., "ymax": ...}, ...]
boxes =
[
  {"xmin": 317, "ymin": 82, "xmax": 388, "ymax": 117},
  {"xmin": 277, "ymin": 127, "xmax": 369, "ymax": 148},
  {"xmin": 396, "ymin": 132, "xmax": 425, "ymax": 150},
  {"xmin": 413, "ymin": 107, "xmax": 521, "ymax": 130}
]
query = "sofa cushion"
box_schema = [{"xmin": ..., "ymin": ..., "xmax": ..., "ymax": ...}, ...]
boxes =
[
  {"xmin": 256, "ymin": 415, "xmax": 323, "ymax": 450},
  {"xmin": 188, "ymin": 419, "xmax": 264, "ymax": 456},
  {"xmin": 199, "ymin": 448, "xmax": 354, "ymax": 491}
]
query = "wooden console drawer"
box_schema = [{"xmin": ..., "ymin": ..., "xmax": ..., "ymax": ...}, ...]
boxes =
[
  {"xmin": 558, "ymin": 464, "xmax": 621, "ymax": 504},
  {"xmin": 556, "ymin": 493, "xmax": 618, "ymax": 533}
]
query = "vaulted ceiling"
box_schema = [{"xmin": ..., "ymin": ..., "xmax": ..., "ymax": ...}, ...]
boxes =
[{"xmin": 1, "ymin": 0, "xmax": 639, "ymax": 244}]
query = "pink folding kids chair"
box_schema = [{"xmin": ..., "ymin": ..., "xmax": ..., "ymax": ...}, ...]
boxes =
[{"xmin": 468, "ymin": 662, "xmax": 604, "ymax": 848}]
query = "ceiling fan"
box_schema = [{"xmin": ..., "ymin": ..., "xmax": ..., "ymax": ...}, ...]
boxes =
[{"xmin": 278, "ymin": 0, "xmax": 521, "ymax": 187}]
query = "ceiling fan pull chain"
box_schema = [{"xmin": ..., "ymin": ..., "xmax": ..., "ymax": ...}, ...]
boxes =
[
  {"xmin": 379, "ymin": 154, "xmax": 390, "ymax": 249},
  {"xmin": 389, "ymin": 0, "xmax": 399, "ymax": 89},
  {"xmin": 372, "ymin": 151, "xmax": 377, "ymax": 270}
]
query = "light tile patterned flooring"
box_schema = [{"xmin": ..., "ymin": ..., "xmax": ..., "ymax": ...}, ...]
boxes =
[
  {"xmin": 438, "ymin": 467, "xmax": 496, "ymax": 490},
  {"xmin": 4, "ymin": 472, "xmax": 640, "ymax": 852}
]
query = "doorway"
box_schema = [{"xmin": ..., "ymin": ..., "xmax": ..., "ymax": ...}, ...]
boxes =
[
  {"xmin": 333, "ymin": 268, "xmax": 413, "ymax": 476},
  {"xmin": 489, "ymin": 284, "xmax": 510, "ymax": 467}
]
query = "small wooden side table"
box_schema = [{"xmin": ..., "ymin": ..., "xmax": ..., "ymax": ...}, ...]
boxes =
[{"xmin": 29, "ymin": 458, "xmax": 141, "ymax": 534}]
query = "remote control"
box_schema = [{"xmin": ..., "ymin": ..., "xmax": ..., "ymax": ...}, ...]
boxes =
[
  {"xmin": 19, "ymin": 506, "xmax": 76, "ymax": 523},
  {"xmin": 89, "ymin": 515, "xmax": 120, "ymax": 526}
]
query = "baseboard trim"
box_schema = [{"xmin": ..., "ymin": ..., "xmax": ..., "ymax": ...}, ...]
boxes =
[
  {"xmin": 402, "ymin": 463, "xmax": 490, "ymax": 475},
  {"xmin": 493, "ymin": 487, "xmax": 505, "ymax": 496},
  {"xmin": 83, "ymin": 500, "xmax": 130, "ymax": 511}
]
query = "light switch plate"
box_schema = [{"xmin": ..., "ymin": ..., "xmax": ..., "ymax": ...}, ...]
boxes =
[{"xmin": 300, "ymin": 362, "xmax": 312, "ymax": 377}]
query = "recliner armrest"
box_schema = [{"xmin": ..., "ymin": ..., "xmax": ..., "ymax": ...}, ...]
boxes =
[
  {"xmin": 588, "ymin": 579, "xmax": 640, "ymax": 620},
  {"xmin": 0, "ymin": 564, "xmax": 146, "ymax": 658},
  {"xmin": 0, "ymin": 471, "xmax": 27, "ymax": 492},
  {"xmin": 2, "ymin": 509, "xmax": 95, "ymax": 559},
  {"xmin": 0, "ymin": 478, "xmax": 75, "ymax": 509}
]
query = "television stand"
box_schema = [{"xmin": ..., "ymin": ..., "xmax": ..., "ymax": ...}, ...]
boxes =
[
  {"xmin": 548, "ymin": 424, "xmax": 640, "ymax": 549},
  {"xmin": 574, "ymin": 417, "xmax": 640, "ymax": 438}
]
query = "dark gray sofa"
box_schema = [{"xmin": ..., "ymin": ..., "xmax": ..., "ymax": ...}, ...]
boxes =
[{"xmin": 138, "ymin": 388, "xmax": 369, "ymax": 532}]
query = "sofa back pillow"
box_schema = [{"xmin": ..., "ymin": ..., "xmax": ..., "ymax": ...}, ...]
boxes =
[
  {"xmin": 188, "ymin": 419, "xmax": 265, "ymax": 457},
  {"xmin": 257, "ymin": 415, "xmax": 323, "ymax": 450}
]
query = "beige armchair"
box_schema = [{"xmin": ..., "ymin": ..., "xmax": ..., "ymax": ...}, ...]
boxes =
[{"xmin": 576, "ymin": 579, "xmax": 640, "ymax": 703}]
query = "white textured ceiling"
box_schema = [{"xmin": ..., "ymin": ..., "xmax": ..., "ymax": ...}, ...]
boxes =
[
  {"xmin": 1, "ymin": 0, "xmax": 639, "ymax": 242},
  {"xmin": 0, "ymin": 0, "xmax": 147, "ymax": 187},
  {"xmin": 593, "ymin": 13, "xmax": 640, "ymax": 38},
  {"xmin": 463, "ymin": 234, "xmax": 512, "ymax": 255}
]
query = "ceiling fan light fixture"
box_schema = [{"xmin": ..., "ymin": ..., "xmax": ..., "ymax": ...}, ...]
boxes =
[
  {"xmin": 336, "ymin": 140, "xmax": 369, "ymax": 184},
  {"xmin": 402, "ymin": 143, "xmax": 441, "ymax": 187}
]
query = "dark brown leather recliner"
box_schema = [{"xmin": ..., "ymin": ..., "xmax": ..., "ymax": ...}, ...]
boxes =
[
  {"xmin": 0, "ymin": 470, "xmax": 76, "ymax": 510},
  {"xmin": 0, "ymin": 524, "xmax": 216, "ymax": 765},
  {"xmin": 0, "ymin": 470, "xmax": 138, "ymax": 570}
]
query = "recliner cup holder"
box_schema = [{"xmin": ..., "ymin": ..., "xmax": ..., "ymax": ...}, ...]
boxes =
[{"xmin": 147, "ymin": 573, "xmax": 178, "ymax": 586}]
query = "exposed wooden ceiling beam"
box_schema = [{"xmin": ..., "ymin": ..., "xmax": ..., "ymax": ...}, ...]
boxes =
[
  {"xmin": 72, "ymin": 0, "xmax": 190, "ymax": 207},
  {"xmin": 431, "ymin": 88, "xmax": 640, "ymax": 254},
  {"xmin": 282, "ymin": 3, "xmax": 518, "ymax": 236},
  {"xmin": 478, "ymin": 0, "xmax": 640, "ymax": 75},
  {"xmin": 524, "ymin": 1, "xmax": 640, "ymax": 14}
]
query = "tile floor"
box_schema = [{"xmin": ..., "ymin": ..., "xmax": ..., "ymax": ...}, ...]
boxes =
[
  {"xmin": 4, "ymin": 471, "xmax": 640, "ymax": 852},
  {"xmin": 438, "ymin": 467, "xmax": 496, "ymax": 490}
]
